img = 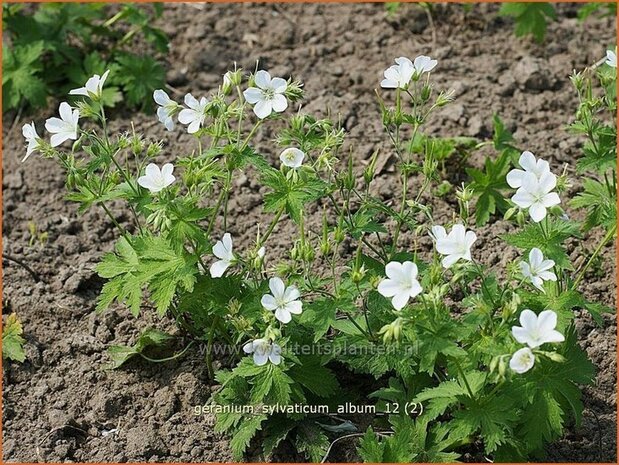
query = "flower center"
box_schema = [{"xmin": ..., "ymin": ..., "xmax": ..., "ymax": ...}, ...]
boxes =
[
  {"xmin": 262, "ymin": 88, "xmax": 276, "ymax": 100},
  {"xmin": 521, "ymin": 352, "xmax": 533, "ymax": 364}
]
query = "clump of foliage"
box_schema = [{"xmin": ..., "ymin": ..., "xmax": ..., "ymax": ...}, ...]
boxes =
[
  {"xmin": 2, "ymin": 2, "xmax": 168, "ymax": 112},
  {"xmin": 498, "ymin": 2, "xmax": 557, "ymax": 43},
  {"xmin": 2, "ymin": 313, "xmax": 26, "ymax": 363},
  {"xmin": 22, "ymin": 49, "xmax": 614, "ymax": 462}
]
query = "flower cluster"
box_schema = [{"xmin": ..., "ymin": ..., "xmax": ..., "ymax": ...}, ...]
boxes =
[
  {"xmin": 380, "ymin": 55, "xmax": 437, "ymax": 89},
  {"xmin": 509, "ymin": 309, "xmax": 564, "ymax": 373},
  {"xmin": 21, "ymin": 72, "xmax": 105, "ymax": 159},
  {"xmin": 508, "ymin": 151, "xmax": 560, "ymax": 222}
]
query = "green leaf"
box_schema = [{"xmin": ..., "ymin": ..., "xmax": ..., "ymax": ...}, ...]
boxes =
[
  {"xmin": 289, "ymin": 356, "xmax": 339, "ymax": 398},
  {"xmin": 569, "ymin": 178, "xmax": 617, "ymax": 232},
  {"xmin": 467, "ymin": 121, "xmax": 513, "ymax": 226},
  {"xmin": 105, "ymin": 327, "xmax": 174, "ymax": 369},
  {"xmin": 2, "ymin": 313, "xmax": 26, "ymax": 362},
  {"xmin": 514, "ymin": 326, "xmax": 595, "ymax": 452},
  {"xmin": 230, "ymin": 413, "xmax": 267, "ymax": 460},
  {"xmin": 262, "ymin": 169, "xmax": 329, "ymax": 223},
  {"xmin": 358, "ymin": 426, "xmax": 386, "ymax": 462},
  {"xmin": 2, "ymin": 42, "xmax": 48, "ymax": 110},
  {"xmin": 295, "ymin": 422, "xmax": 330, "ymax": 462},
  {"xmin": 96, "ymin": 235, "xmax": 198, "ymax": 316},
  {"xmin": 502, "ymin": 218, "xmax": 581, "ymax": 268},
  {"xmin": 114, "ymin": 53, "xmax": 165, "ymax": 110},
  {"xmin": 499, "ymin": 2, "xmax": 556, "ymax": 43},
  {"xmin": 299, "ymin": 298, "xmax": 337, "ymax": 342}
]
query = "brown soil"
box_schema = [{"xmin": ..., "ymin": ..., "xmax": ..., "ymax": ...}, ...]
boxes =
[{"xmin": 2, "ymin": 3, "xmax": 616, "ymax": 463}]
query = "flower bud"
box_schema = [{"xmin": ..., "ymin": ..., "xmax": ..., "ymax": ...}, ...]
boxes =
[
  {"xmin": 455, "ymin": 184, "xmax": 474, "ymax": 203},
  {"xmin": 222, "ymin": 69, "xmax": 242, "ymax": 95},
  {"xmin": 503, "ymin": 207, "xmax": 518, "ymax": 221},
  {"xmin": 265, "ymin": 325, "xmax": 281, "ymax": 341},
  {"xmin": 489, "ymin": 357, "xmax": 498, "ymax": 373},
  {"xmin": 498, "ymin": 357, "xmax": 507, "ymax": 377},
  {"xmin": 228, "ymin": 299, "xmax": 241, "ymax": 315},
  {"xmin": 379, "ymin": 317, "xmax": 404, "ymax": 344},
  {"xmin": 147, "ymin": 141, "xmax": 163, "ymax": 158},
  {"xmin": 290, "ymin": 243, "xmax": 300, "ymax": 261},
  {"xmin": 351, "ymin": 264, "xmax": 367, "ymax": 284},
  {"xmin": 285, "ymin": 80, "xmax": 304, "ymax": 102},
  {"xmin": 543, "ymin": 351, "xmax": 566, "ymax": 363},
  {"xmin": 303, "ymin": 245, "xmax": 315, "ymax": 262},
  {"xmin": 420, "ymin": 84, "xmax": 432, "ymax": 102},
  {"xmin": 334, "ymin": 225, "xmax": 345, "ymax": 243},
  {"xmin": 364, "ymin": 149, "xmax": 379, "ymax": 186},
  {"xmin": 435, "ymin": 89, "xmax": 456, "ymax": 107}
]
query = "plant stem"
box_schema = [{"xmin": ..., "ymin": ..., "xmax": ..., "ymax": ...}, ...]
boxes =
[
  {"xmin": 205, "ymin": 320, "xmax": 217, "ymax": 380},
  {"xmin": 572, "ymin": 224, "xmax": 616, "ymax": 290},
  {"xmin": 258, "ymin": 206, "xmax": 286, "ymax": 247},
  {"xmin": 140, "ymin": 341, "xmax": 195, "ymax": 363},
  {"xmin": 454, "ymin": 359, "xmax": 476, "ymax": 400}
]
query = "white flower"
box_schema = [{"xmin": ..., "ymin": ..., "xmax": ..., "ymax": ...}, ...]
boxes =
[
  {"xmin": 511, "ymin": 309, "xmax": 565, "ymax": 349},
  {"xmin": 280, "ymin": 148, "xmax": 305, "ymax": 169},
  {"xmin": 210, "ymin": 233, "xmax": 235, "ymax": 278},
  {"xmin": 377, "ymin": 261, "xmax": 423, "ymax": 310},
  {"xmin": 257, "ymin": 246, "xmax": 266, "ymax": 259},
  {"xmin": 428, "ymin": 225, "xmax": 447, "ymax": 242},
  {"xmin": 520, "ymin": 247, "xmax": 557, "ymax": 292},
  {"xmin": 606, "ymin": 49, "xmax": 617, "ymax": 68},
  {"xmin": 243, "ymin": 70, "xmax": 288, "ymax": 119},
  {"xmin": 261, "ymin": 277, "xmax": 302, "ymax": 324},
  {"xmin": 21, "ymin": 122, "xmax": 42, "ymax": 162},
  {"xmin": 153, "ymin": 89, "xmax": 178, "ymax": 131},
  {"xmin": 380, "ymin": 55, "xmax": 437, "ymax": 89},
  {"xmin": 178, "ymin": 93, "xmax": 208, "ymax": 134},
  {"xmin": 412, "ymin": 55, "xmax": 438, "ymax": 75},
  {"xmin": 137, "ymin": 163, "xmax": 176, "ymax": 193},
  {"xmin": 511, "ymin": 172, "xmax": 560, "ymax": 223},
  {"xmin": 242, "ymin": 338, "xmax": 282, "ymax": 366},
  {"xmin": 506, "ymin": 151, "xmax": 552, "ymax": 188},
  {"xmin": 509, "ymin": 347, "xmax": 535, "ymax": 374},
  {"xmin": 381, "ymin": 57, "xmax": 414, "ymax": 89},
  {"xmin": 45, "ymin": 102, "xmax": 79, "ymax": 147},
  {"xmin": 435, "ymin": 224, "xmax": 477, "ymax": 268},
  {"xmin": 69, "ymin": 70, "xmax": 110, "ymax": 98}
]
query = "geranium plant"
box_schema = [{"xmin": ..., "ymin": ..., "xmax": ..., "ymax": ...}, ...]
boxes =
[{"xmin": 22, "ymin": 49, "xmax": 614, "ymax": 462}]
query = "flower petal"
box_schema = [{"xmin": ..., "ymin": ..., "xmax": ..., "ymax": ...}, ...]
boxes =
[
  {"xmin": 537, "ymin": 310, "xmax": 558, "ymax": 333},
  {"xmin": 271, "ymin": 77, "xmax": 287, "ymax": 93},
  {"xmin": 243, "ymin": 87, "xmax": 263, "ymax": 104},
  {"xmin": 269, "ymin": 277, "xmax": 286, "ymax": 299},
  {"xmin": 254, "ymin": 70, "xmax": 271, "ymax": 89},
  {"xmin": 391, "ymin": 292, "xmax": 409, "ymax": 311},
  {"xmin": 253, "ymin": 100, "xmax": 272, "ymax": 119},
  {"xmin": 271, "ymin": 94, "xmax": 288, "ymax": 113},
  {"xmin": 154, "ymin": 89, "xmax": 171, "ymax": 106},
  {"xmin": 441, "ymin": 254, "xmax": 461, "ymax": 269},
  {"xmin": 519, "ymin": 151, "xmax": 537, "ymax": 172},
  {"xmin": 518, "ymin": 309, "xmax": 538, "ymax": 331},
  {"xmin": 285, "ymin": 300, "xmax": 303, "ymax": 315},
  {"xmin": 275, "ymin": 307, "xmax": 292, "ymax": 324},
  {"xmin": 542, "ymin": 192, "xmax": 560, "ymax": 208},
  {"xmin": 261, "ymin": 294, "xmax": 278, "ymax": 311},
  {"xmin": 506, "ymin": 169, "xmax": 525, "ymax": 188},
  {"xmin": 58, "ymin": 102, "xmax": 73, "ymax": 122},
  {"xmin": 529, "ymin": 203, "xmax": 547, "ymax": 222},
  {"xmin": 253, "ymin": 352, "xmax": 269, "ymax": 366},
  {"xmin": 377, "ymin": 278, "xmax": 401, "ymax": 298},
  {"xmin": 209, "ymin": 260, "xmax": 229, "ymax": 278}
]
